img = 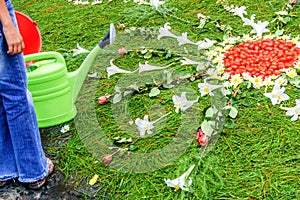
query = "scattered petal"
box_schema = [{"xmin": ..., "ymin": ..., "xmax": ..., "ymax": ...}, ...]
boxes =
[{"xmin": 89, "ymin": 174, "xmax": 99, "ymax": 186}]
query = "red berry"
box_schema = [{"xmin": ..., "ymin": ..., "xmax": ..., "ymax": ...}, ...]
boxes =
[
  {"xmin": 198, "ymin": 135, "xmax": 208, "ymax": 147},
  {"xmin": 98, "ymin": 96, "xmax": 108, "ymax": 104},
  {"xmin": 102, "ymin": 156, "xmax": 113, "ymax": 163}
]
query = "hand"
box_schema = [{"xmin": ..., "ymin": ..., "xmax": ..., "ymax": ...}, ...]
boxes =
[{"xmin": 2, "ymin": 23, "xmax": 25, "ymax": 55}]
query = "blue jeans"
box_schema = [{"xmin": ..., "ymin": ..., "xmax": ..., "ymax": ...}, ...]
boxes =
[{"xmin": 0, "ymin": 0, "xmax": 48, "ymax": 183}]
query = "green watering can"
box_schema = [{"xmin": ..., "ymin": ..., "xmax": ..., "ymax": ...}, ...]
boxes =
[{"xmin": 24, "ymin": 24, "xmax": 116, "ymax": 128}]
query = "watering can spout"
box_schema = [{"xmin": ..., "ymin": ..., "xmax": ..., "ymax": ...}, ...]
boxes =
[{"xmin": 69, "ymin": 23, "xmax": 116, "ymax": 103}]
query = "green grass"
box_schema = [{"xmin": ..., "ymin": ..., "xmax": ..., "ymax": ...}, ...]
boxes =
[{"xmin": 15, "ymin": 0, "xmax": 300, "ymax": 199}]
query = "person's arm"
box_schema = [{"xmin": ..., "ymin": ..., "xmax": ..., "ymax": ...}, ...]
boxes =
[{"xmin": 0, "ymin": 0, "xmax": 24, "ymax": 55}]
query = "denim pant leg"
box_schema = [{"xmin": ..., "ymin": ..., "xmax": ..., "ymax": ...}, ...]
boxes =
[
  {"xmin": 0, "ymin": 0, "xmax": 48, "ymax": 183},
  {"xmin": 0, "ymin": 95, "xmax": 18, "ymax": 181}
]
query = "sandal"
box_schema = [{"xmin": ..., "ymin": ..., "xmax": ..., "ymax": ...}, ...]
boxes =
[{"xmin": 28, "ymin": 157, "xmax": 54, "ymax": 190}]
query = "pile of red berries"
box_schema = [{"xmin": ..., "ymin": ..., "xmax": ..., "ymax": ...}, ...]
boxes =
[{"xmin": 223, "ymin": 39, "xmax": 300, "ymax": 78}]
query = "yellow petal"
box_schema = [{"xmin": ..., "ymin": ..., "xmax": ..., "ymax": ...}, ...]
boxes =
[{"xmin": 89, "ymin": 174, "xmax": 99, "ymax": 186}]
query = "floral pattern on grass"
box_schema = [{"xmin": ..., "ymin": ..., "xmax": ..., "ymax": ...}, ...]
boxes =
[{"xmin": 69, "ymin": 0, "xmax": 300, "ymax": 193}]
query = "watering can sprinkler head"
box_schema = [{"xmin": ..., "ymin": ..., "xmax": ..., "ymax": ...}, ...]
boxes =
[{"xmin": 98, "ymin": 23, "xmax": 116, "ymax": 49}]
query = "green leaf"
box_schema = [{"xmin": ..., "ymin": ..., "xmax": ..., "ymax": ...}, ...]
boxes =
[
  {"xmin": 282, "ymin": 17, "xmax": 291, "ymax": 24},
  {"xmin": 113, "ymin": 93, "xmax": 122, "ymax": 104},
  {"xmin": 205, "ymin": 107, "xmax": 218, "ymax": 118},
  {"xmin": 124, "ymin": 90, "xmax": 133, "ymax": 97},
  {"xmin": 116, "ymin": 138, "xmax": 127, "ymax": 143},
  {"xmin": 275, "ymin": 29, "xmax": 284, "ymax": 36},
  {"xmin": 113, "ymin": 136, "xmax": 120, "ymax": 140},
  {"xmin": 275, "ymin": 11, "xmax": 288, "ymax": 15},
  {"xmin": 129, "ymin": 145, "xmax": 136, "ymax": 151},
  {"xmin": 162, "ymin": 83, "xmax": 174, "ymax": 89},
  {"xmin": 128, "ymin": 83, "xmax": 139, "ymax": 91},
  {"xmin": 289, "ymin": 76, "xmax": 300, "ymax": 88},
  {"xmin": 126, "ymin": 138, "xmax": 133, "ymax": 143},
  {"xmin": 224, "ymin": 105, "xmax": 238, "ymax": 118},
  {"xmin": 149, "ymin": 87, "xmax": 160, "ymax": 97},
  {"xmin": 165, "ymin": 51, "xmax": 172, "ymax": 59},
  {"xmin": 141, "ymin": 49, "xmax": 148, "ymax": 54},
  {"xmin": 190, "ymin": 77, "xmax": 196, "ymax": 82},
  {"xmin": 116, "ymin": 137, "xmax": 132, "ymax": 143},
  {"xmin": 198, "ymin": 18, "xmax": 206, "ymax": 29},
  {"xmin": 224, "ymin": 118, "xmax": 235, "ymax": 128},
  {"xmin": 201, "ymin": 120, "xmax": 214, "ymax": 136},
  {"xmin": 144, "ymin": 51, "xmax": 153, "ymax": 59}
]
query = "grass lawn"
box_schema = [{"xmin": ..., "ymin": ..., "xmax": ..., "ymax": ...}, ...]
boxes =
[{"xmin": 13, "ymin": 0, "xmax": 300, "ymax": 199}]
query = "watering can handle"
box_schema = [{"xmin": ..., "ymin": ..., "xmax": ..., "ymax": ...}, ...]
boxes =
[{"xmin": 24, "ymin": 51, "xmax": 66, "ymax": 65}]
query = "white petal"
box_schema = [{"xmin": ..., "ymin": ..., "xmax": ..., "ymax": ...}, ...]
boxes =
[
  {"xmin": 157, "ymin": 23, "xmax": 177, "ymax": 40},
  {"xmin": 291, "ymin": 114, "xmax": 298, "ymax": 121},
  {"xmin": 138, "ymin": 62, "xmax": 167, "ymax": 73},
  {"xmin": 177, "ymin": 32, "xmax": 196, "ymax": 46}
]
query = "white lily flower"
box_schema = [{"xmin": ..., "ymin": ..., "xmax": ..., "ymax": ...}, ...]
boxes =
[
  {"xmin": 250, "ymin": 21, "xmax": 270, "ymax": 37},
  {"xmin": 242, "ymin": 14, "xmax": 256, "ymax": 26},
  {"xmin": 177, "ymin": 32, "xmax": 196, "ymax": 46},
  {"xmin": 164, "ymin": 164, "xmax": 195, "ymax": 191},
  {"xmin": 107, "ymin": 60, "xmax": 133, "ymax": 78},
  {"xmin": 73, "ymin": 43, "xmax": 90, "ymax": 56},
  {"xmin": 285, "ymin": 99, "xmax": 300, "ymax": 121},
  {"xmin": 263, "ymin": 84, "xmax": 290, "ymax": 105},
  {"xmin": 157, "ymin": 23, "xmax": 177, "ymax": 40},
  {"xmin": 135, "ymin": 115, "xmax": 154, "ymax": 137},
  {"xmin": 197, "ymin": 38, "xmax": 217, "ymax": 50},
  {"xmin": 172, "ymin": 92, "xmax": 198, "ymax": 113},
  {"xmin": 138, "ymin": 62, "xmax": 168, "ymax": 73},
  {"xmin": 60, "ymin": 125, "xmax": 70, "ymax": 133},
  {"xmin": 230, "ymin": 6, "xmax": 247, "ymax": 18}
]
